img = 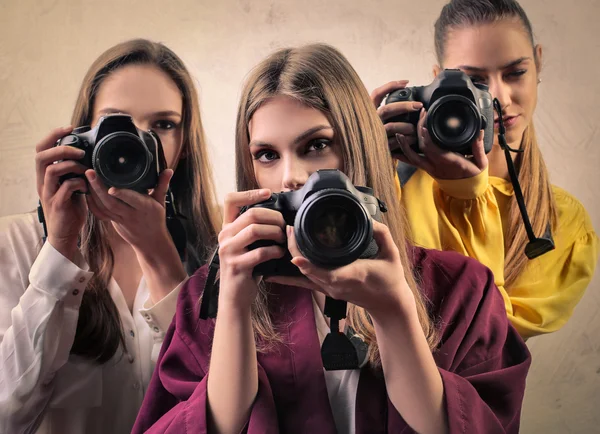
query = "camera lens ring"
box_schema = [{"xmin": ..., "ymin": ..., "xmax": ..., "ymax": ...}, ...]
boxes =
[
  {"xmin": 92, "ymin": 132, "xmax": 152, "ymax": 189},
  {"xmin": 294, "ymin": 189, "xmax": 373, "ymax": 268},
  {"xmin": 427, "ymin": 95, "xmax": 481, "ymax": 152}
]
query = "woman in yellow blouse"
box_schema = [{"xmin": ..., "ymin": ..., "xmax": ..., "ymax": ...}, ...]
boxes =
[{"xmin": 371, "ymin": 0, "xmax": 598, "ymax": 339}]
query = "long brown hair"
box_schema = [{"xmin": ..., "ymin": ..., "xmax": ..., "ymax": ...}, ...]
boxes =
[
  {"xmin": 235, "ymin": 43, "xmax": 439, "ymax": 365},
  {"xmin": 70, "ymin": 39, "xmax": 221, "ymax": 363},
  {"xmin": 434, "ymin": 0, "xmax": 558, "ymax": 288}
]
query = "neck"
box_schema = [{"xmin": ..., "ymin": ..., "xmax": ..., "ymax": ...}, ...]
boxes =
[{"xmin": 487, "ymin": 145, "xmax": 510, "ymax": 179}]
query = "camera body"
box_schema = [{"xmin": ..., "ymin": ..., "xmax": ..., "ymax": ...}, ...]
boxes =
[
  {"xmin": 57, "ymin": 114, "xmax": 166, "ymax": 192},
  {"xmin": 385, "ymin": 69, "xmax": 494, "ymax": 155},
  {"xmin": 243, "ymin": 169, "xmax": 387, "ymax": 277}
]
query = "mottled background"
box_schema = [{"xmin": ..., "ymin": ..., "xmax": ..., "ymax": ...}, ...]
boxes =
[{"xmin": 0, "ymin": 0, "xmax": 598, "ymax": 432}]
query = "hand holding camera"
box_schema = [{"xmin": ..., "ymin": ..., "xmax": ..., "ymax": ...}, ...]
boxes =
[
  {"xmin": 373, "ymin": 70, "xmax": 492, "ymax": 180},
  {"xmin": 35, "ymin": 126, "xmax": 89, "ymax": 261},
  {"xmin": 39, "ymin": 114, "xmax": 180, "ymax": 262}
]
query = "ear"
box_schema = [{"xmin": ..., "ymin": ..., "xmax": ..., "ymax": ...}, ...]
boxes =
[
  {"xmin": 432, "ymin": 64, "xmax": 442, "ymax": 77},
  {"xmin": 534, "ymin": 44, "xmax": 543, "ymax": 73}
]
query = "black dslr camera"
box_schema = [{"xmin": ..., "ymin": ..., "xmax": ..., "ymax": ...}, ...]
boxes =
[
  {"xmin": 384, "ymin": 69, "xmax": 494, "ymax": 155},
  {"xmin": 243, "ymin": 169, "xmax": 387, "ymax": 277},
  {"xmin": 57, "ymin": 114, "xmax": 166, "ymax": 192}
]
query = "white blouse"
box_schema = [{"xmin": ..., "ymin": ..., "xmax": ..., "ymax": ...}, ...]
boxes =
[{"xmin": 0, "ymin": 212, "xmax": 186, "ymax": 434}]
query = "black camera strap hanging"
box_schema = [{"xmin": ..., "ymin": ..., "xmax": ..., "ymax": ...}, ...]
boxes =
[
  {"xmin": 493, "ymin": 98, "xmax": 554, "ymax": 259},
  {"xmin": 165, "ymin": 187, "xmax": 187, "ymax": 262},
  {"xmin": 321, "ymin": 297, "xmax": 360, "ymax": 371},
  {"xmin": 199, "ymin": 248, "xmax": 220, "ymax": 320}
]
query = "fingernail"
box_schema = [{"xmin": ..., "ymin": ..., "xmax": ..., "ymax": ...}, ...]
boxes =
[
  {"xmin": 412, "ymin": 102, "xmax": 423, "ymax": 110},
  {"xmin": 108, "ymin": 188, "xmax": 117, "ymax": 195},
  {"xmin": 76, "ymin": 149, "xmax": 86, "ymax": 157},
  {"xmin": 395, "ymin": 133, "xmax": 405, "ymax": 146},
  {"xmin": 397, "ymin": 80, "xmax": 409, "ymax": 85},
  {"xmin": 87, "ymin": 171, "xmax": 96, "ymax": 181},
  {"xmin": 260, "ymin": 188, "xmax": 271, "ymax": 196}
]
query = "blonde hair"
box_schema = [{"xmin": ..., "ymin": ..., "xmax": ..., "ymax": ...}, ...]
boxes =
[
  {"xmin": 434, "ymin": 0, "xmax": 558, "ymax": 289},
  {"xmin": 70, "ymin": 39, "xmax": 221, "ymax": 362},
  {"xmin": 235, "ymin": 43, "xmax": 439, "ymax": 365}
]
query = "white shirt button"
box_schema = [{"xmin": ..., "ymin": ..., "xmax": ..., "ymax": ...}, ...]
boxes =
[
  {"xmin": 79, "ymin": 276, "xmax": 86, "ymax": 283},
  {"xmin": 144, "ymin": 314, "xmax": 151, "ymax": 320},
  {"xmin": 72, "ymin": 289, "xmax": 79, "ymax": 296},
  {"xmin": 153, "ymin": 326, "xmax": 159, "ymax": 333},
  {"xmin": 129, "ymin": 330, "xmax": 135, "ymax": 338},
  {"xmin": 132, "ymin": 382, "xmax": 140, "ymax": 390},
  {"xmin": 128, "ymin": 355, "xmax": 135, "ymax": 363}
]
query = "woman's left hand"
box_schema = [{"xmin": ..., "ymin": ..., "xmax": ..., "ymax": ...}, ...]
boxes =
[
  {"xmin": 266, "ymin": 220, "xmax": 415, "ymax": 317},
  {"xmin": 84, "ymin": 169, "xmax": 175, "ymax": 254}
]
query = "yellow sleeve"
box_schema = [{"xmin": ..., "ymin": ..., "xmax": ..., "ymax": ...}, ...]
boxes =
[{"xmin": 504, "ymin": 194, "xmax": 599, "ymax": 339}]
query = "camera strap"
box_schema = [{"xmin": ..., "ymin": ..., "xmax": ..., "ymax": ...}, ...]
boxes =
[
  {"xmin": 165, "ymin": 187, "xmax": 187, "ymax": 262},
  {"xmin": 493, "ymin": 98, "xmax": 554, "ymax": 259},
  {"xmin": 199, "ymin": 248, "xmax": 220, "ymax": 320},
  {"xmin": 321, "ymin": 297, "xmax": 360, "ymax": 371},
  {"xmin": 37, "ymin": 200, "xmax": 48, "ymax": 243}
]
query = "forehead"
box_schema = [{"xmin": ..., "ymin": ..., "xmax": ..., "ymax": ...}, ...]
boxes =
[
  {"xmin": 443, "ymin": 20, "xmax": 533, "ymax": 69},
  {"xmin": 248, "ymin": 95, "xmax": 331, "ymax": 139},
  {"xmin": 94, "ymin": 64, "xmax": 182, "ymax": 114}
]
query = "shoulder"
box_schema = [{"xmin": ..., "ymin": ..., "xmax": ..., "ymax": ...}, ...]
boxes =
[
  {"xmin": 409, "ymin": 246, "xmax": 503, "ymax": 326},
  {"xmin": 0, "ymin": 211, "xmax": 42, "ymax": 241},
  {"xmin": 552, "ymin": 185, "xmax": 595, "ymax": 238},
  {"xmin": 0, "ymin": 211, "xmax": 44, "ymax": 261}
]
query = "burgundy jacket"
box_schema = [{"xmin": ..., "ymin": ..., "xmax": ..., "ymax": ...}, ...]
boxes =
[{"xmin": 133, "ymin": 247, "xmax": 531, "ymax": 433}]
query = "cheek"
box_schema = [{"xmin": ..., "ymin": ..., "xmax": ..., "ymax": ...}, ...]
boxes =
[
  {"xmin": 160, "ymin": 130, "xmax": 184, "ymax": 168},
  {"xmin": 252, "ymin": 161, "xmax": 281, "ymax": 190}
]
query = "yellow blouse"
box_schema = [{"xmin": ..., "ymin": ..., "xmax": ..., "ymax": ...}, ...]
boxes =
[{"xmin": 396, "ymin": 166, "xmax": 598, "ymax": 339}]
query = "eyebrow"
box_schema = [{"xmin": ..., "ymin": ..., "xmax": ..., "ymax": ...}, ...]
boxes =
[
  {"xmin": 249, "ymin": 125, "xmax": 333, "ymax": 147},
  {"xmin": 457, "ymin": 56, "xmax": 532, "ymax": 72},
  {"xmin": 98, "ymin": 108, "xmax": 182, "ymax": 118}
]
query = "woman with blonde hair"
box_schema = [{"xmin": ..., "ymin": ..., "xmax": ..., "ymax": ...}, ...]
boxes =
[
  {"xmin": 372, "ymin": 0, "xmax": 598, "ymax": 339},
  {"xmin": 134, "ymin": 43, "xmax": 530, "ymax": 434},
  {"xmin": 0, "ymin": 39, "xmax": 220, "ymax": 433}
]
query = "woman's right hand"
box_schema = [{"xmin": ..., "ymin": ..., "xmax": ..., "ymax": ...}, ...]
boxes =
[
  {"xmin": 35, "ymin": 126, "xmax": 89, "ymax": 261},
  {"xmin": 371, "ymin": 80, "xmax": 423, "ymax": 155},
  {"xmin": 217, "ymin": 189, "xmax": 286, "ymax": 310}
]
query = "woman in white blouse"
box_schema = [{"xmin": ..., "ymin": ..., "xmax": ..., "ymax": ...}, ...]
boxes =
[{"xmin": 0, "ymin": 39, "xmax": 221, "ymax": 434}]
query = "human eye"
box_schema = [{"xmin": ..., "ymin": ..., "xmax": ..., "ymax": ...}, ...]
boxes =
[
  {"xmin": 252, "ymin": 149, "xmax": 280, "ymax": 164},
  {"xmin": 152, "ymin": 120, "xmax": 178, "ymax": 131},
  {"xmin": 468, "ymin": 74, "xmax": 487, "ymax": 84},
  {"xmin": 306, "ymin": 138, "xmax": 332, "ymax": 154},
  {"xmin": 505, "ymin": 69, "xmax": 527, "ymax": 80}
]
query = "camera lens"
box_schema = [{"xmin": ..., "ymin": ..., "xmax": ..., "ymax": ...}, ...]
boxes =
[
  {"xmin": 294, "ymin": 189, "xmax": 373, "ymax": 268},
  {"xmin": 93, "ymin": 132, "xmax": 151, "ymax": 189},
  {"xmin": 427, "ymin": 95, "xmax": 480, "ymax": 153},
  {"xmin": 309, "ymin": 204, "xmax": 357, "ymax": 250}
]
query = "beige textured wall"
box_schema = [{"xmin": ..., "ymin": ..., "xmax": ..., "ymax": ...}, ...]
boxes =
[{"xmin": 1, "ymin": 0, "xmax": 598, "ymax": 432}]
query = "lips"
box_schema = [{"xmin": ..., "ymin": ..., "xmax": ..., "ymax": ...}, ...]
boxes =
[{"xmin": 494, "ymin": 115, "xmax": 520, "ymax": 128}]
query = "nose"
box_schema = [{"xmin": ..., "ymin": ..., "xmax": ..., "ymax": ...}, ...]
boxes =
[
  {"xmin": 488, "ymin": 77, "xmax": 512, "ymax": 114},
  {"xmin": 281, "ymin": 157, "xmax": 308, "ymax": 191}
]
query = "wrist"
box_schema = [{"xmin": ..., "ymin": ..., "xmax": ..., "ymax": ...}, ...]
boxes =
[
  {"xmin": 369, "ymin": 287, "xmax": 418, "ymax": 329},
  {"xmin": 134, "ymin": 232, "xmax": 182, "ymax": 270},
  {"xmin": 47, "ymin": 236, "xmax": 79, "ymax": 262},
  {"xmin": 435, "ymin": 166, "xmax": 489, "ymax": 199}
]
